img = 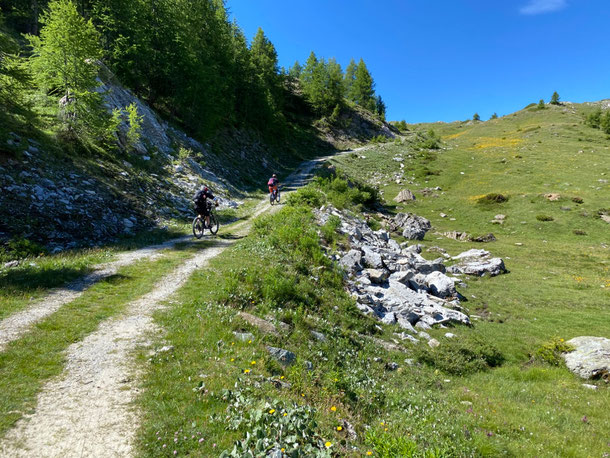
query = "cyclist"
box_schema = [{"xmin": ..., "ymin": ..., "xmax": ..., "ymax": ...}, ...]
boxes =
[
  {"xmin": 267, "ymin": 173, "xmax": 279, "ymax": 200},
  {"xmin": 193, "ymin": 185, "xmax": 217, "ymax": 228}
]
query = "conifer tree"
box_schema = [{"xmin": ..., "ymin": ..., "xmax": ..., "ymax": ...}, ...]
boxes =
[
  {"xmin": 490, "ymin": 113, "xmax": 498, "ymax": 119},
  {"xmin": 473, "ymin": 112, "xmax": 481, "ymax": 121},
  {"xmin": 352, "ymin": 58, "xmax": 375, "ymax": 111},
  {"xmin": 375, "ymin": 95, "xmax": 386, "ymax": 120},
  {"xmin": 289, "ymin": 60, "xmax": 302, "ymax": 79},
  {"xmin": 344, "ymin": 58, "xmax": 357, "ymax": 101},
  {"xmin": 600, "ymin": 110, "xmax": 610, "ymax": 134},
  {"xmin": 538, "ymin": 99, "xmax": 545, "ymax": 109},
  {"xmin": 27, "ymin": 0, "xmax": 105, "ymax": 136},
  {"xmin": 550, "ymin": 91, "xmax": 560, "ymax": 105}
]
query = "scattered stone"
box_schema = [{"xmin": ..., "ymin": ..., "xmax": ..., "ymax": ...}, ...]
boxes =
[
  {"xmin": 471, "ymin": 233, "xmax": 496, "ymax": 243},
  {"xmin": 304, "ymin": 361, "xmax": 314, "ymax": 371},
  {"xmin": 563, "ymin": 336, "xmax": 610, "ymax": 380},
  {"xmin": 394, "ymin": 189, "xmax": 416, "ymax": 203},
  {"xmin": 339, "ymin": 249, "xmax": 363, "ymax": 275},
  {"xmin": 444, "ymin": 332, "xmax": 456, "ymax": 339},
  {"xmin": 425, "ymin": 271, "xmax": 457, "ymax": 298},
  {"xmin": 364, "ymin": 268, "xmax": 389, "ymax": 284},
  {"xmin": 544, "ymin": 193, "xmax": 561, "ymax": 201},
  {"xmin": 310, "ymin": 330, "xmax": 327, "ymax": 342},
  {"xmin": 385, "ymin": 362, "xmax": 399, "ymax": 371},
  {"xmin": 232, "ymin": 331, "xmax": 254, "ymax": 342},
  {"xmin": 238, "ymin": 312, "xmax": 280, "ymax": 337},
  {"xmin": 428, "ymin": 338, "xmax": 440, "ymax": 348},
  {"xmin": 3, "ymin": 260, "xmax": 19, "ymax": 269},
  {"xmin": 443, "ymin": 231, "xmax": 470, "ymax": 241},
  {"xmin": 449, "ymin": 258, "xmax": 507, "ymax": 277},
  {"xmin": 266, "ymin": 346, "xmax": 297, "ymax": 367},
  {"xmin": 582, "ymin": 384, "xmax": 598, "ymax": 390}
]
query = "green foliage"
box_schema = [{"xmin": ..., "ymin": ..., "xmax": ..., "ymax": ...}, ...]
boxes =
[
  {"xmin": 550, "ymin": 91, "xmax": 560, "ymax": 105},
  {"xmin": 585, "ymin": 107, "xmax": 601, "ymax": 128},
  {"xmin": 219, "ymin": 389, "xmax": 331, "ymax": 457},
  {"xmin": 414, "ymin": 128, "xmax": 441, "ymax": 149},
  {"xmin": 375, "ymin": 95, "xmax": 387, "ymax": 120},
  {"xmin": 365, "ymin": 430, "xmax": 419, "ymax": 457},
  {"xmin": 125, "ymin": 102, "xmax": 142, "ymax": 147},
  {"xmin": 476, "ymin": 193, "xmax": 509, "ymax": 205},
  {"xmin": 320, "ymin": 215, "xmax": 341, "ymax": 244},
  {"xmin": 537, "ymin": 99, "xmax": 545, "ymax": 109},
  {"xmin": 533, "ymin": 337, "xmax": 574, "ymax": 366},
  {"xmin": 536, "ymin": 214, "xmax": 554, "ymax": 222},
  {"xmin": 328, "ymin": 103, "xmax": 341, "ymax": 125},
  {"xmin": 288, "ymin": 60, "xmax": 302, "ymax": 79},
  {"xmin": 415, "ymin": 334, "xmax": 504, "ymax": 375},
  {"xmin": 299, "ymin": 52, "xmax": 345, "ymax": 116},
  {"xmin": 600, "ymin": 110, "xmax": 610, "ymax": 134},
  {"xmin": 351, "ymin": 58, "xmax": 376, "ymax": 112},
  {"xmin": 0, "ymin": 238, "xmax": 48, "ymax": 262},
  {"xmin": 473, "ymin": 113, "xmax": 481, "ymax": 121},
  {"xmin": 27, "ymin": 0, "xmax": 106, "ymax": 138},
  {"xmin": 490, "ymin": 113, "xmax": 498, "ymax": 120},
  {"xmin": 0, "ymin": 29, "xmax": 31, "ymax": 115}
]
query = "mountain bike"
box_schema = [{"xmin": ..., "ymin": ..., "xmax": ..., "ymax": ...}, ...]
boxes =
[
  {"xmin": 269, "ymin": 186, "xmax": 281, "ymax": 205},
  {"xmin": 192, "ymin": 202, "xmax": 219, "ymax": 239}
]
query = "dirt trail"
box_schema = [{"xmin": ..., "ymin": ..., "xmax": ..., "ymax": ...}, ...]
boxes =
[
  {"xmin": 0, "ymin": 155, "xmax": 328, "ymax": 457},
  {"xmin": 0, "ymin": 235, "xmax": 191, "ymax": 352}
]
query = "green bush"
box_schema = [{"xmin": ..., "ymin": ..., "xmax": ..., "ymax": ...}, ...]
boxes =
[
  {"xmin": 571, "ymin": 196, "xmax": 584, "ymax": 204},
  {"xmin": 414, "ymin": 334, "xmax": 504, "ymax": 375},
  {"xmin": 320, "ymin": 215, "xmax": 341, "ymax": 244},
  {"xmin": 0, "ymin": 237, "xmax": 48, "ymax": 262},
  {"xmin": 536, "ymin": 214, "xmax": 554, "ymax": 222},
  {"xmin": 533, "ymin": 337, "xmax": 574, "ymax": 366},
  {"xmin": 476, "ymin": 193, "xmax": 509, "ymax": 205}
]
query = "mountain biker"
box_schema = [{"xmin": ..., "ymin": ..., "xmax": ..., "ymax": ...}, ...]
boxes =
[
  {"xmin": 267, "ymin": 174, "xmax": 279, "ymax": 198},
  {"xmin": 193, "ymin": 185, "xmax": 218, "ymax": 228}
]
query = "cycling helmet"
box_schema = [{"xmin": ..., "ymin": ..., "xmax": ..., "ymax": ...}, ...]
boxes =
[{"xmin": 272, "ymin": 174, "xmax": 277, "ymax": 178}]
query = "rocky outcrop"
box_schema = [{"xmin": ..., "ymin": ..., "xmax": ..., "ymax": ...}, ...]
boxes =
[
  {"xmin": 394, "ymin": 189, "xmax": 416, "ymax": 203},
  {"xmin": 393, "ymin": 213, "xmax": 431, "ymax": 240},
  {"xmin": 563, "ymin": 336, "xmax": 610, "ymax": 380},
  {"xmin": 316, "ymin": 206, "xmax": 471, "ymax": 334},
  {"xmin": 449, "ymin": 249, "xmax": 507, "ymax": 277}
]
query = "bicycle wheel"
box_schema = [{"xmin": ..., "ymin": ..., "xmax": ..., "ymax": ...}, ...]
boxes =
[
  {"xmin": 270, "ymin": 192, "xmax": 274, "ymax": 205},
  {"xmin": 209, "ymin": 213, "xmax": 219, "ymax": 235},
  {"xmin": 192, "ymin": 216, "xmax": 204, "ymax": 239},
  {"xmin": 275, "ymin": 189, "xmax": 281, "ymax": 204}
]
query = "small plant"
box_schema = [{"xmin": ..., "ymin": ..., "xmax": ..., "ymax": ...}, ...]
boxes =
[
  {"xmin": 0, "ymin": 237, "xmax": 48, "ymax": 262},
  {"xmin": 537, "ymin": 99, "xmax": 545, "ymax": 109},
  {"xmin": 414, "ymin": 334, "xmax": 504, "ymax": 375},
  {"xmin": 320, "ymin": 215, "xmax": 341, "ymax": 244},
  {"xmin": 585, "ymin": 108, "xmax": 602, "ymax": 128},
  {"xmin": 571, "ymin": 196, "xmax": 583, "ymax": 204},
  {"xmin": 477, "ymin": 193, "xmax": 509, "ymax": 205},
  {"xmin": 533, "ymin": 337, "xmax": 574, "ymax": 366},
  {"xmin": 573, "ymin": 230, "xmax": 587, "ymax": 236},
  {"xmin": 536, "ymin": 214, "xmax": 554, "ymax": 222},
  {"xmin": 125, "ymin": 102, "xmax": 143, "ymax": 147}
]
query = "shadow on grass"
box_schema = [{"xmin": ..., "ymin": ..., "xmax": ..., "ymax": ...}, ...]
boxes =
[{"xmin": 0, "ymin": 265, "xmax": 94, "ymax": 294}]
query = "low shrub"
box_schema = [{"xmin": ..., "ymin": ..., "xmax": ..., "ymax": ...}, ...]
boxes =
[
  {"xmin": 533, "ymin": 337, "xmax": 574, "ymax": 366},
  {"xmin": 571, "ymin": 196, "xmax": 584, "ymax": 204},
  {"xmin": 477, "ymin": 193, "xmax": 509, "ymax": 205},
  {"xmin": 573, "ymin": 229, "xmax": 587, "ymax": 236},
  {"xmin": 0, "ymin": 237, "xmax": 48, "ymax": 262},
  {"xmin": 414, "ymin": 334, "xmax": 504, "ymax": 375},
  {"xmin": 536, "ymin": 214, "xmax": 554, "ymax": 222},
  {"xmin": 320, "ymin": 215, "xmax": 341, "ymax": 244}
]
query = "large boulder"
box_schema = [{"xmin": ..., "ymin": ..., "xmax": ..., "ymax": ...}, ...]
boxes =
[
  {"xmin": 266, "ymin": 346, "xmax": 297, "ymax": 367},
  {"xmin": 449, "ymin": 258, "xmax": 507, "ymax": 277},
  {"xmin": 563, "ymin": 336, "xmax": 610, "ymax": 380},
  {"xmin": 425, "ymin": 271, "xmax": 457, "ymax": 298},
  {"xmin": 339, "ymin": 249, "xmax": 363, "ymax": 275},
  {"xmin": 361, "ymin": 245, "xmax": 385, "ymax": 269},
  {"xmin": 394, "ymin": 213, "xmax": 431, "ymax": 240}
]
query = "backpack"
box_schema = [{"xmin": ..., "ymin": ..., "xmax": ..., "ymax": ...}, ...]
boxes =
[{"xmin": 268, "ymin": 178, "xmax": 275, "ymax": 186}]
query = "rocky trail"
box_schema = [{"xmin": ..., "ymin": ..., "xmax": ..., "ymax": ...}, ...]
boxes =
[
  {"xmin": 0, "ymin": 154, "xmax": 329, "ymax": 457},
  {"xmin": 0, "ymin": 235, "xmax": 191, "ymax": 352}
]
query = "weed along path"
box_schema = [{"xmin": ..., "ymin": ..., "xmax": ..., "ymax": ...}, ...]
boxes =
[
  {"xmin": 0, "ymin": 235, "xmax": 191, "ymax": 352},
  {"xmin": 0, "ymin": 155, "xmax": 328, "ymax": 457}
]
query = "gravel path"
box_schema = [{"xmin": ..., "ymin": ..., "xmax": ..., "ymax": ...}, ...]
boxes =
[
  {"xmin": 0, "ymin": 155, "xmax": 331, "ymax": 457},
  {"xmin": 0, "ymin": 236, "xmax": 191, "ymax": 352}
]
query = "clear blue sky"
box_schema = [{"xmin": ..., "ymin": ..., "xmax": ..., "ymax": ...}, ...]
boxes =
[{"xmin": 226, "ymin": 0, "xmax": 609, "ymax": 123}]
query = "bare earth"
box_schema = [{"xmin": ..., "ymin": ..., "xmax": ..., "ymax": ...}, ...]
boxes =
[{"xmin": 0, "ymin": 155, "xmax": 333, "ymax": 457}]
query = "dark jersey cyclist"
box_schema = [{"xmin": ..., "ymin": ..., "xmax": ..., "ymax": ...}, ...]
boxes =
[{"xmin": 193, "ymin": 185, "xmax": 217, "ymax": 227}]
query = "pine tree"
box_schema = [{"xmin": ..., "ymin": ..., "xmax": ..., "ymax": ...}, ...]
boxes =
[
  {"xmin": 352, "ymin": 58, "xmax": 375, "ymax": 111},
  {"xmin": 344, "ymin": 58, "xmax": 357, "ymax": 101},
  {"xmin": 375, "ymin": 95, "xmax": 386, "ymax": 120},
  {"xmin": 550, "ymin": 91, "xmax": 560, "ymax": 105},
  {"xmin": 27, "ymin": 0, "xmax": 105, "ymax": 136},
  {"xmin": 585, "ymin": 107, "xmax": 602, "ymax": 129},
  {"xmin": 490, "ymin": 113, "xmax": 498, "ymax": 120},
  {"xmin": 289, "ymin": 60, "xmax": 302, "ymax": 79},
  {"xmin": 473, "ymin": 113, "xmax": 481, "ymax": 121},
  {"xmin": 538, "ymin": 99, "xmax": 545, "ymax": 109},
  {"xmin": 600, "ymin": 110, "xmax": 610, "ymax": 134}
]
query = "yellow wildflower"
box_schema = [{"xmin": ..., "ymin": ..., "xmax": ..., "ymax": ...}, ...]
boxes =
[
  {"xmin": 367, "ymin": 452, "xmax": 373, "ymax": 456},
  {"xmin": 251, "ymin": 361, "xmax": 256, "ymax": 365},
  {"xmin": 244, "ymin": 369, "xmax": 250, "ymax": 374},
  {"xmin": 269, "ymin": 409, "xmax": 276, "ymax": 414},
  {"xmin": 248, "ymin": 340, "xmax": 252, "ymax": 344},
  {"xmin": 325, "ymin": 441, "xmax": 332, "ymax": 448},
  {"xmin": 283, "ymin": 413, "xmax": 288, "ymax": 417},
  {"xmin": 280, "ymin": 375, "xmax": 285, "ymax": 380},
  {"xmin": 230, "ymin": 358, "xmax": 235, "ymax": 362},
  {"xmin": 330, "ymin": 406, "xmax": 337, "ymax": 412},
  {"xmin": 336, "ymin": 426, "xmax": 343, "ymax": 431}
]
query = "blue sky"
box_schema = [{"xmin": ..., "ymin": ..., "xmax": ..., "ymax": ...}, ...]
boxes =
[{"xmin": 226, "ymin": 0, "xmax": 609, "ymax": 123}]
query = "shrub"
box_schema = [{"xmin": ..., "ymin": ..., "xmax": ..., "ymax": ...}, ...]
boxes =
[
  {"xmin": 550, "ymin": 91, "xmax": 560, "ymax": 105},
  {"xmin": 320, "ymin": 215, "xmax": 341, "ymax": 244},
  {"xmin": 537, "ymin": 99, "xmax": 545, "ymax": 109},
  {"xmin": 0, "ymin": 237, "xmax": 48, "ymax": 262},
  {"xmin": 477, "ymin": 193, "xmax": 509, "ymax": 205},
  {"xmin": 414, "ymin": 334, "xmax": 504, "ymax": 375},
  {"xmin": 415, "ymin": 129, "xmax": 441, "ymax": 150},
  {"xmin": 585, "ymin": 108, "xmax": 602, "ymax": 129},
  {"xmin": 572, "ymin": 196, "xmax": 584, "ymax": 204},
  {"xmin": 286, "ymin": 187, "xmax": 324, "ymax": 208},
  {"xmin": 473, "ymin": 113, "xmax": 480, "ymax": 121},
  {"xmin": 536, "ymin": 214, "xmax": 554, "ymax": 222},
  {"xmin": 573, "ymin": 230, "xmax": 587, "ymax": 236},
  {"xmin": 533, "ymin": 337, "xmax": 574, "ymax": 366}
]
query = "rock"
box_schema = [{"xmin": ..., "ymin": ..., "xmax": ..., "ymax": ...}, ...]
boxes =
[
  {"xmin": 364, "ymin": 268, "xmax": 389, "ymax": 284},
  {"xmin": 304, "ymin": 361, "xmax": 314, "ymax": 371},
  {"xmin": 385, "ymin": 362, "xmax": 399, "ymax": 371},
  {"xmin": 601, "ymin": 215, "xmax": 610, "ymax": 224},
  {"xmin": 3, "ymin": 260, "xmax": 19, "ymax": 268},
  {"xmin": 450, "ymin": 258, "xmax": 507, "ymax": 277},
  {"xmin": 395, "ymin": 213, "xmax": 431, "ymax": 240},
  {"xmin": 238, "ymin": 312, "xmax": 280, "ymax": 336},
  {"xmin": 266, "ymin": 346, "xmax": 297, "ymax": 367},
  {"xmin": 444, "ymin": 332, "xmax": 456, "ymax": 339},
  {"xmin": 425, "ymin": 271, "xmax": 457, "ymax": 298},
  {"xmin": 394, "ymin": 189, "xmax": 416, "ymax": 203},
  {"xmin": 310, "ymin": 330, "xmax": 327, "ymax": 342},
  {"xmin": 428, "ymin": 338, "xmax": 440, "ymax": 348},
  {"xmin": 338, "ymin": 240, "xmax": 365, "ymax": 268},
  {"xmin": 494, "ymin": 214, "xmax": 506, "ymax": 221},
  {"xmin": 361, "ymin": 245, "xmax": 384, "ymax": 269},
  {"xmin": 563, "ymin": 336, "xmax": 610, "ymax": 380},
  {"xmin": 123, "ymin": 218, "xmax": 134, "ymax": 228},
  {"xmin": 443, "ymin": 231, "xmax": 470, "ymax": 241},
  {"xmin": 471, "ymin": 233, "xmax": 497, "ymax": 243},
  {"xmin": 232, "ymin": 331, "xmax": 255, "ymax": 342},
  {"xmin": 544, "ymin": 193, "xmax": 561, "ymax": 201},
  {"xmin": 440, "ymin": 213, "xmax": 447, "ymax": 218},
  {"xmin": 381, "ymin": 312, "xmax": 397, "ymax": 325},
  {"xmin": 452, "ymin": 249, "xmax": 490, "ymax": 261},
  {"xmin": 582, "ymin": 384, "xmax": 598, "ymax": 390}
]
